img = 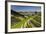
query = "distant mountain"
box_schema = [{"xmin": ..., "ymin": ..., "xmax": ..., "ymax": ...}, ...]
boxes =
[
  {"xmin": 11, "ymin": 10, "xmax": 25, "ymax": 17},
  {"xmin": 14, "ymin": 10, "xmax": 41, "ymax": 12},
  {"xmin": 11, "ymin": 10, "xmax": 41, "ymax": 16}
]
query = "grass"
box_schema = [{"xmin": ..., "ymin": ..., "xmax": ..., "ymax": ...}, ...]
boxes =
[{"xmin": 11, "ymin": 13, "xmax": 41, "ymax": 29}]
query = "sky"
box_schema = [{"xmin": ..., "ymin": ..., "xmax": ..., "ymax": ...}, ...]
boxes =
[{"xmin": 11, "ymin": 5, "xmax": 41, "ymax": 12}]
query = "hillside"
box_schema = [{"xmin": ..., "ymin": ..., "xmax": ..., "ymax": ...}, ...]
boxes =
[{"xmin": 11, "ymin": 10, "xmax": 41, "ymax": 28}]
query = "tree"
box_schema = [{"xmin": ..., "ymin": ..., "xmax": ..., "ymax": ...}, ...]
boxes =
[{"xmin": 35, "ymin": 11, "xmax": 37, "ymax": 14}]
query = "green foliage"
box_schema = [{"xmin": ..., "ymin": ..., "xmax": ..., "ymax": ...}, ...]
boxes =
[{"xmin": 11, "ymin": 12, "xmax": 41, "ymax": 28}]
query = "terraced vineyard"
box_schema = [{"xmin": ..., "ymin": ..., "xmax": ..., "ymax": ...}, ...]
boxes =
[
  {"xmin": 11, "ymin": 15, "xmax": 41, "ymax": 28},
  {"xmin": 11, "ymin": 11, "xmax": 41, "ymax": 29}
]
